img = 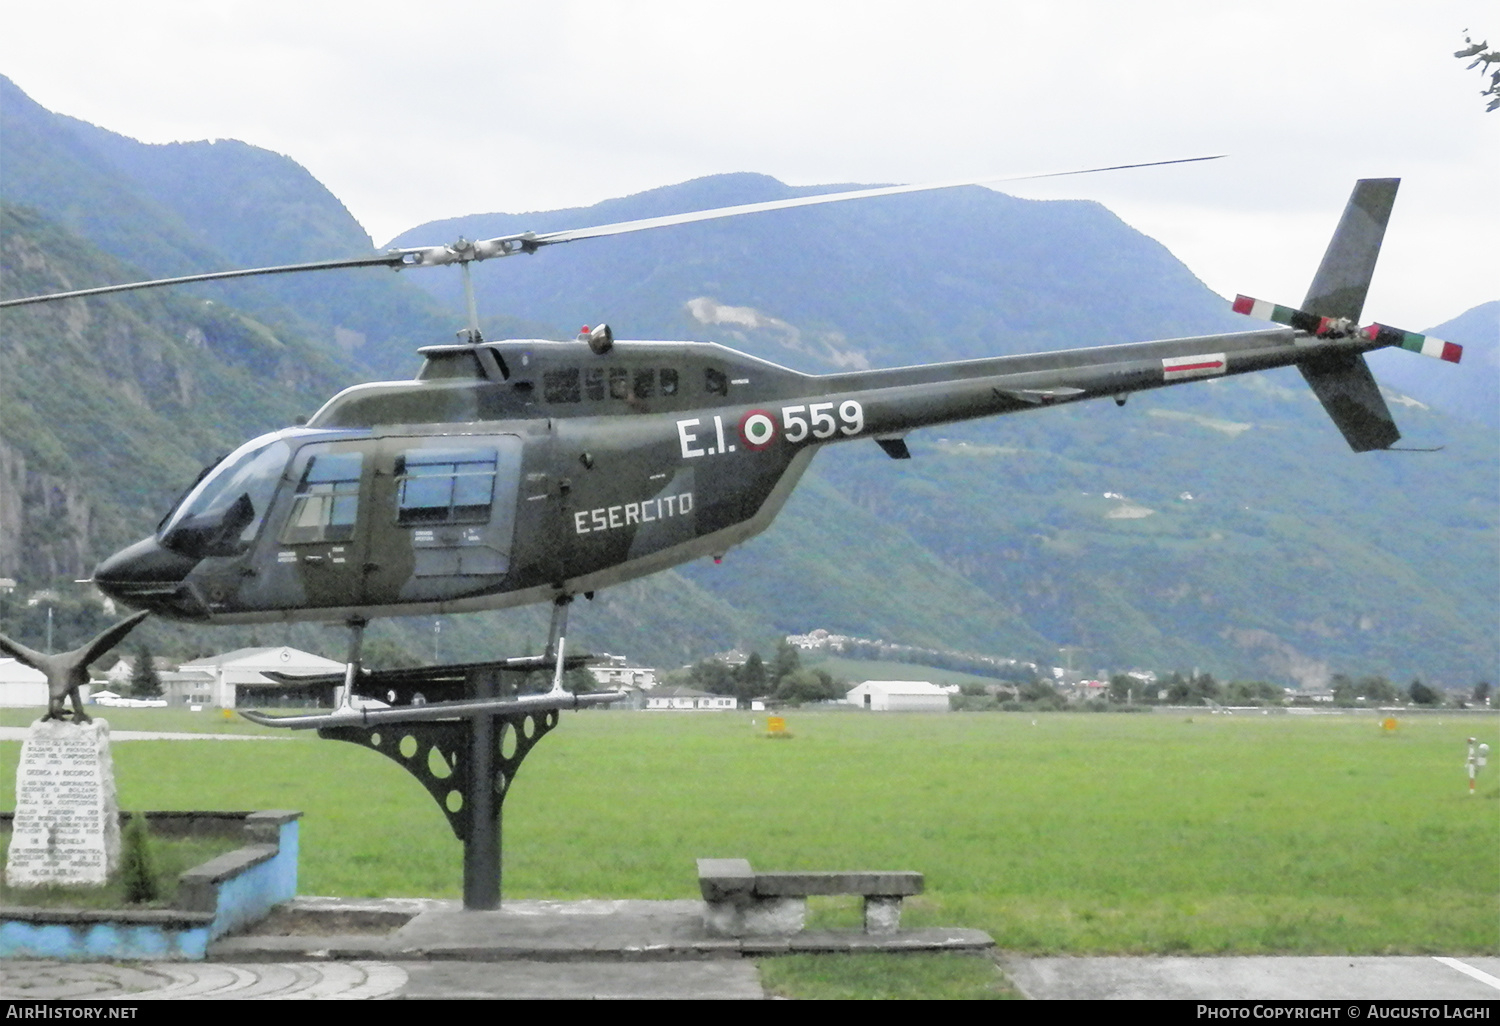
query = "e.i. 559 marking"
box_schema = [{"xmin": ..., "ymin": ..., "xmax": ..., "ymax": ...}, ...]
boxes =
[{"xmin": 677, "ymin": 400, "xmax": 865, "ymax": 459}]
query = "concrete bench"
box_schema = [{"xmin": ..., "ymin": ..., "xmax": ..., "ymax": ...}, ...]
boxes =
[{"xmin": 697, "ymin": 858, "xmax": 922, "ymax": 937}]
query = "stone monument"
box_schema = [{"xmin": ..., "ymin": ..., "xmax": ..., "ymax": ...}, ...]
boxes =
[
  {"xmin": 0, "ymin": 612, "xmax": 147, "ymax": 888},
  {"xmin": 6, "ymin": 718, "xmax": 120, "ymax": 887}
]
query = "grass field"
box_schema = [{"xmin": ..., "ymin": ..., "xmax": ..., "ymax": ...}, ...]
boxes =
[{"xmin": 1, "ymin": 708, "xmax": 1495, "ymax": 960}]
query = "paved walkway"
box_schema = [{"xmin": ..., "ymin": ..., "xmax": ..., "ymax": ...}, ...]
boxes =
[
  {"xmin": 211, "ymin": 897, "xmax": 994, "ymax": 960},
  {"xmin": 1002, "ymin": 955, "xmax": 1500, "ymax": 1000},
  {"xmin": 0, "ymin": 960, "xmax": 764, "ymax": 1000},
  {"xmin": 8, "ymin": 954, "xmax": 1498, "ymax": 1001},
  {"xmin": 3, "ymin": 896, "xmax": 1495, "ymax": 1000},
  {"xmin": 1, "ymin": 961, "xmax": 410, "ymax": 1000}
]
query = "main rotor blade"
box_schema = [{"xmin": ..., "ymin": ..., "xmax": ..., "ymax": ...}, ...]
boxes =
[
  {"xmin": 0, "ymin": 253, "xmax": 405, "ymax": 309},
  {"xmin": 516, "ymin": 155, "xmax": 1224, "ymax": 249},
  {"xmin": 0, "ymin": 155, "xmax": 1222, "ymax": 309}
]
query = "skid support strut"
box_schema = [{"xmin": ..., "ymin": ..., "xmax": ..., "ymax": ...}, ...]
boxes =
[{"xmin": 546, "ymin": 595, "xmax": 572, "ymax": 694}]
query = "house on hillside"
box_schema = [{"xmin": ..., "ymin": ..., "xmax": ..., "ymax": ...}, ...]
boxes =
[{"xmin": 846, "ymin": 680, "xmax": 950, "ymax": 712}]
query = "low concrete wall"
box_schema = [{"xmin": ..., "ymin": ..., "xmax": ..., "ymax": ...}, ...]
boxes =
[{"xmin": 0, "ymin": 810, "xmax": 300, "ymax": 960}]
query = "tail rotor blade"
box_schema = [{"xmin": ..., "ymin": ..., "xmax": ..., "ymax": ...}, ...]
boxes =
[{"xmin": 1360, "ymin": 323, "xmax": 1463, "ymax": 363}]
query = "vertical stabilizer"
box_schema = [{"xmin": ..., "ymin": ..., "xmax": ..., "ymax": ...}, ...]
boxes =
[
  {"xmin": 1301, "ymin": 178, "xmax": 1399, "ymax": 321},
  {"xmin": 1297, "ymin": 178, "xmax": 1401, "ymax": 451},
  {"xmin": 1298, "ymin": 353, "xmax": 1400, "ymax": 451}
]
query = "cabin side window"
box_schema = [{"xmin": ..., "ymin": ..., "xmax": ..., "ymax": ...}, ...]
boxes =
[
  {"xmin": 584, "ymin": 367, "xmax": 605, "ymax": 401},
  {"xmin": 543, "ymin": 368, "xmax": 581, "ymax": 403},
  {"xmin": 608, "ymin": 367, "xmax": 629, "ymax": 400},
  {"xmin": 705, "ymin": 367, "xmax": 728, "ymax": 396},
  {"xmin": 396, "ymin": 448, "xmax": 498, "ymax": 526},
  {"xmin": 281, "ymin": 452, "xmax": 364, "ymax": 544},
  {"xmin": 660, "ymin": 368, "xmax": 679, "ymax": 396},
  {"xmin": 633, "ymin": 368, "xmax": 655, "ymax": 400}
]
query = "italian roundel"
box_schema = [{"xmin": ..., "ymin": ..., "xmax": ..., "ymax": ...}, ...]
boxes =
[{"xmin": 738, "ymin": 409, "xmax": 777, "ymax": 451}]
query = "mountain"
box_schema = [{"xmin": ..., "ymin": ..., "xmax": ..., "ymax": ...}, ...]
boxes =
[
  {"xmin": 0, "ymin": 77, "xmax": 1493, "ymax": 684},
  {"xmin": 0, "ymin": 74, "xmax": 453, "ymax": 378},
  {"xmin": 1367, "ymin": 301, "xmax": 1499, "ymax": 429}
]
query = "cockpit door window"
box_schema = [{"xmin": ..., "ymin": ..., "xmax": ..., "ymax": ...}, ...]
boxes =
[{"xmin": 281, "ymin": 452, "xmax": 364, "ymax": 544}]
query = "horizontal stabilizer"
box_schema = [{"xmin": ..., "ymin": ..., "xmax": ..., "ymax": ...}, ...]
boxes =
[{"xmin": 997, "ymin": 386, "xmax": 1087, "ymax": 404}]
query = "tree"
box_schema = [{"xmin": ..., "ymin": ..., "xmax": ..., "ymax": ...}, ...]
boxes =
[
  {"xmin": 1455, "ymin": 32, "xmax": 1500, "ymax": 112},
  {"xmin": 1356, "ymin": 675, "xmax": 1399, "ymax": 704},
  {"xmin": 1162, "ymin": 671, "xmax": 1192, "ymax": 704},
  {"xmin": 518, "ymin": 666, "xmax": 596, "ymax": 694},
  {"xmin": 1330, "ymin": 673, "xmax": 1358, "ymax": 705},
  {"xmin": 565, "ymin": 666, "xmax": 595, "ymax": 693},
  {"xmin": 120, "ymin": 813, "xmax": 160, "ymax": 904},
  {"xmin": 771, "ymin": 640, "xmax": 802, "ymax": 686},
  {"xmin": 1473, "ymin": 682, "xmax": 1492, "ymax": 706},
  {"xmin": 1192, "ymin": 672, "xmax": 1221, "ymax": 702},
  {"xmin": 775, "ymin": 668, "xmax": 843, "ymax": 704},
  {"xmin": 734, "ymin": 652, "xmax": 769, "ymax": 703},
  {"xmin": 362, "ymin": 637, "xmax": 420, "ymax": 670},
  {"xmin": 687, "ymin": 658, "xmax": 736, "ymax": 695},
  {"xmin": 129, "ymin": 643, "xmax": 162, "ymax": 698},
  {"xmin": 1226, "ymin": 679, "xmax": 1282, "ymax": 705},
  {"xmin": 1408, "ymin": 679, "xmax": 1441, "ymax": 706},
  {"xmin": 1020, "ymin": 679, "xmax": 1066, "ymax": 710}
]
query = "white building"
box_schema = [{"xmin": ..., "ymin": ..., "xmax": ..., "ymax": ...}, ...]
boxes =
[
  {"xmin": 645, "ymin": 686, "xmax": 736, "ymax": 711},
  {"xmin": 0, "ymin": 658, "xmax": 83, "ymax": 707},
  {"xmin": 104, "ymin": 654, "xmax": 175, "ymax": 688},
  {"xmin": 177, "ymin": 646, "xmax": 347, "ymax": 708},
  {"xmin": 590, "ymin": 664, "xmax": 658, "ymax": 690},
  {"xmin": 158, "ymin": 670, "xmax": 218, "ymax": 707},
  {"xmin": 846, "ymin": 680, "xmax": 951, "ymax": 712}
]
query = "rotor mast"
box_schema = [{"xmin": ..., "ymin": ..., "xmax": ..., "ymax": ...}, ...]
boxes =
[{"xmin": 457, "ymin": 243, "xmax": 483, "ymax": 344}]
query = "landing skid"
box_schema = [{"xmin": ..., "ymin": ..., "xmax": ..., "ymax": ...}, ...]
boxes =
[
  {"xmin": 238, "ymin": 688, "xmax": 624, "ymax": 730},
  {"xmin": 240, "ymin": 596, "xmax": 613, "ymax": 726}
]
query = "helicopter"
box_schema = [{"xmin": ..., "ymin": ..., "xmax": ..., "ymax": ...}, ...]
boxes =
[{"xmin": 0, "ymin": 165, "xmax": 1462, "ymax": 724}]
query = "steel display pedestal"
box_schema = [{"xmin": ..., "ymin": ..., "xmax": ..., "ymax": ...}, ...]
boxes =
[{"xmin": 315, "ymin": 665, "xmax": 615, "ymax": 910}]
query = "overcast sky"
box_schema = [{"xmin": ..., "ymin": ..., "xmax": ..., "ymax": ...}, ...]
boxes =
[{"xmin": 1, "ymin": 0, "xmax": 1494, "ymax": 331}]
